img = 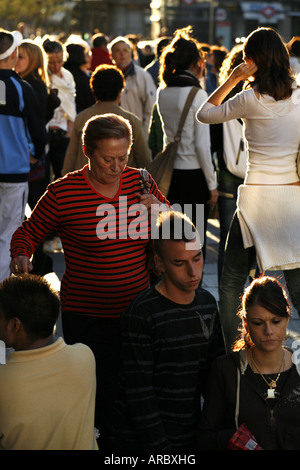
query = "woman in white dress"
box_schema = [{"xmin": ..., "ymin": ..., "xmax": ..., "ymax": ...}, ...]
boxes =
[{"xmin": 197, "ymin": 27, "xmax": 300, "ymax": 352}]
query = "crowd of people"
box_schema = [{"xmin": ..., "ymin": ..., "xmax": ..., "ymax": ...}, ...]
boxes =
[{"xmin": 0, "ymin": 22, "xmax": 300, "ymax": 451}]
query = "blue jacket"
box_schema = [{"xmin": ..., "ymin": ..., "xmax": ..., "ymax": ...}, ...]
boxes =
[{"xmin": 0, "ymin": 70, "xmax": 47, "ymax": 182}]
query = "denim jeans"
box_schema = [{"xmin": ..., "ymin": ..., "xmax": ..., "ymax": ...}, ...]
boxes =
[
  {"xmin": 219, "ymin": 212, "xmax": 300, "ymax": 352},
  {"xmin": 217, "ymin": 177, "xmax": 242, "ymax": 283}
]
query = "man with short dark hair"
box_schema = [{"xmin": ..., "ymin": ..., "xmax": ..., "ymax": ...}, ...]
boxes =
[
  {"xmin": 62, "ymin": 64, "xmax": 151, "ymax": 174},
  {"xmin": 0, "ymin": 29, "xmax": 47, "ymax": 282},
  {"xmin": 0, "ymin": 274, "xmax": 98, "ymax": 450},
  {"xmin": 110, "ymin": 211, "xmax": 225, "ymax": 450}
]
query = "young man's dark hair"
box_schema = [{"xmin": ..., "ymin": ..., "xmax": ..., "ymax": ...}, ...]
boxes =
[{"xmin": 0, "ymin": 274, "xmax": 60, "ymax": 341}]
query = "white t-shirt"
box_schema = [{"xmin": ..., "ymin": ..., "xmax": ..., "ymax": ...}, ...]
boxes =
[{"xmin": 157, "ymin": 85, "xmax": 217, "ymax": 190}]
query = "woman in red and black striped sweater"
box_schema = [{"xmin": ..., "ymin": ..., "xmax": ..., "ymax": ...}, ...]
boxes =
[{"xmin": 10, "ymin": 113, "xmax": 169, "ymax": 447}]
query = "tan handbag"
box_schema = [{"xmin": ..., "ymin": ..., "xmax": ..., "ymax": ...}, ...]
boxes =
[{"xmin": 149, "ymin": 86, "xmax": 199, "ymax": 196}]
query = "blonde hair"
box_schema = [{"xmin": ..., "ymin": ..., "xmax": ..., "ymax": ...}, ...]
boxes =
[{"xmin": 18, "ymin": 39, "xmax": 50, "ymax": 87}]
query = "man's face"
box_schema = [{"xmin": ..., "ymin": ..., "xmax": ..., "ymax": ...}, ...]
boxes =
[
  {"xmin": 111, "ymin": 41, "xmax": 132, "ymax": 71},
  {"xmin": 157, "ymin": 236, "xmax": 203, "ymax": 296}
]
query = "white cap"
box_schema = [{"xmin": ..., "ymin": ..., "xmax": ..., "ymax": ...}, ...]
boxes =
[{"xmin": 0, "ymin": 31, "xmax": 23, "ymax": 60}]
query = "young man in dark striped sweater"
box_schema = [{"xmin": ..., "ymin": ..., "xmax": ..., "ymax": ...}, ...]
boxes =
[{"xmin": 111, "ymin": 211, "xmax": 225, "ymax": 450}]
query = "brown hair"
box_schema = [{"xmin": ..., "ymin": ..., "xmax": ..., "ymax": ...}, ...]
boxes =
[
  {"xmin": 82, "ymin": 113, "xmax": 133, "ymax": 158},
  {"xmin": 243, "ymin": 27, "xmax": 294, "ymax": 100},
  {"xmin": 18, "ymin": 40, "xmax": 50, "ymax": 86},
  {"xmin": 159, "ymin": 26, "xmax": 204, "ymax": 87}
]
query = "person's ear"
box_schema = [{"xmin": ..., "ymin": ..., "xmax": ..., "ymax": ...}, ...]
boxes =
[
  {"xmin": 10, "ymin": 317, "xmax": 22, "ymax": 333},
  {"xmin": 154, "ymin": 253, "xmax": 165, "ymax": 275}
]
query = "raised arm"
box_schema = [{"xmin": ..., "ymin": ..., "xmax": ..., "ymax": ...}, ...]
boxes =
[{"xmin": 207, "ymin": 62, "xmax": 257, "ymax": 106}]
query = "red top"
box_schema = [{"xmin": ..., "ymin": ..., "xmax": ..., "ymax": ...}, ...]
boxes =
[
  {"xmin": 11, "ymin": 166, "xmax": 169, "ymax": 317},
  {"xmin": 90, "ymin": 47, "xmax": 113, "ymax": 71}
]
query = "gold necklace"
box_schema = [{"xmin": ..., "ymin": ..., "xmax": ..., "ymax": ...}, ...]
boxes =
[{"xmin": 250, "ymin": 349, "xmax": 285, "ymax": 399}]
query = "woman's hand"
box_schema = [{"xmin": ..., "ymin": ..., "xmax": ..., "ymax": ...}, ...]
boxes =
[
  {"xmin": 138, "ymin": 193, "xmax": 162, "ymax": 212},
  {"xmin": 207, "ymin": 61, "xmax": 257, "ymax": 106},
  {"xmin": 230, "ymin": 61, "xmax": 257, "ymax": 83},
  {"xmin": 10, "ymin": 256, "xmax": 33, "ymax": 275},
  {"xmin": 207, "ymin": 189, "xmax": 219, "ymax": 205}
]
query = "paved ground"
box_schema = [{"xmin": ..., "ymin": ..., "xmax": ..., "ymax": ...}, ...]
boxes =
[{"xmin": 47, "ymin": 218, "xmax": 300, "ymax": 349}]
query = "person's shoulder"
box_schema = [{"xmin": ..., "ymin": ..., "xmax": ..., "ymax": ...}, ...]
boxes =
[
  {"xmin": 64, "ymin": 341, "xmax": 96, "ymax": 367},
  {"xmin": 118, "ymin": 106, "xmax": 143, "ymax": 126},
  {"xmin": 130, "ymin": 286, "xmax": 157, "ymax": 306},
  {"xmin": 48, "ymin": 167, "xmax": 86, "ymax": 189},
  {"xmin": 62, "ymin": 66, "xmax": 75, "ymax": 80},
  {"xmin": 134, "ymin": 63, "xmax": 154, "ymax": 80},
  {"xmin": 193, "ymin": 87, "xmax": 208, "ymax": 105},
  {"xmin": 210, "ymin": 350, "xmax": 240, "ymax": 373},
  {"xmin": 74, "ymin": 102, "xmax": 99, "ymax": 123},
  {"xmin": 123, "ymin": 166, "xmax": 141, "ymax": 178},
  {"xmin": 123, "ymin": 287, "xmax": 158, "ymax": 317},
  {"xmin": 195, "ymin": 287, "xmax": 218, "ymax": 307}
]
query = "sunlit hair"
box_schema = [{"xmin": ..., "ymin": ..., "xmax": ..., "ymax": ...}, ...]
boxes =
[
  {"xmin": 287, "ymin": 36, "xmax": 300, "ymax": 58},
  {"xmin": 159, "ymin": 25, "xmax": 204, "ymax": 87},
  {"xmin": 243, "ymin": 27, "xmax": 294, "ymax": 100},
  {"xmin": 232, "ymin": 276, "xmax": 291, "ymax": 351},
  {"xmin": 18, "ymin": 40, "xmax": 50, "ymax": 87},
  {"xmin": 218, "ymin": 44, "xmax": 244, "ymax": 99},
  {"xmin": 82, "ymin": 113, "xmax": 132, "ymax": 158}
]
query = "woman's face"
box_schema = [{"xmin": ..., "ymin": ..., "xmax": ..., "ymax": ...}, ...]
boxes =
[
  {"xmin": 15, "ymin": 46, "xmax": 29, "ymax": 75},
  {"xmin": 47, "ymin": 52, "xmax": 64, "ymax": 76},
  {"xmin": 245, "ymin": 304, "xmax": 288, "ymax": 353},
  {"xmin": 88, "ymin": 137, "xmax": 129, "ymax": 185}
]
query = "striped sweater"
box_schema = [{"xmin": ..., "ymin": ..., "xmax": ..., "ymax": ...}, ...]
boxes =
[
  {"xmin": 10, "ymin": 166, "xmax": 168, "ymax": 317},
  {"xmin": 111, "ymin": 286, "xmax": 225, "ymax": 450}
]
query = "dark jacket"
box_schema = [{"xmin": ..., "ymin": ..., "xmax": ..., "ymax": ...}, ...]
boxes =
[{"xmin": 198, "ymin": 349, "xmax": 300, "ymax": 450}]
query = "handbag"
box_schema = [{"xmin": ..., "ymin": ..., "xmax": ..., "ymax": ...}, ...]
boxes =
[{"xmin": 149, "ymin": 86, "xmax": 199, "ymax": 196}]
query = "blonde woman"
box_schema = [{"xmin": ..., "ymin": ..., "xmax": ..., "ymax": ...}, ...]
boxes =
[
  {"xmin": 15, "ymin": 40, "xmax": 52, "ymax": 126},
  {"xmin": 15, "ymin": 40, "xmax": 57, "ymax": 274}
]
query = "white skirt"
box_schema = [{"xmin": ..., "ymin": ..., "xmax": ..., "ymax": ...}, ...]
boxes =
[{"xmin": 237, "ymin": 184, "xmax": 300, "ymax": 271}]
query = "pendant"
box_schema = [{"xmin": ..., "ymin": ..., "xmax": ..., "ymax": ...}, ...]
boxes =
[
  {"xmin": 269, "ymin": 380, "xmax": 277, "ymax": 388},
  {"xmin": 267, "ymin": 388, "xmax": 275, "ymax": 399}
]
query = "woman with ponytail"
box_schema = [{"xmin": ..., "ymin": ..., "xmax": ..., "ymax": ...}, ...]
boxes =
[{"xmin": 156, "ymin": 26, "xmax": 218, "ymax": 255}]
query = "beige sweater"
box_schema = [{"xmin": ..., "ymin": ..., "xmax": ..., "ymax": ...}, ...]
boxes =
[
  {"xmin": 0, "ymin": 338, "xmax": 98, "ymax": 450},
  {"xmin": 62, "ymin": 101, "xmax": 151, "ymax": 176}
]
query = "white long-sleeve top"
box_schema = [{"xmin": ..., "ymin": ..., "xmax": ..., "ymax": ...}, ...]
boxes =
[
  {"xmin": 197, "ymin": 85, "xmax": 300, "ymax": 185},
  {"xmin": 157, "ymin": 85, "xmax": 217, "ymax": 190}
]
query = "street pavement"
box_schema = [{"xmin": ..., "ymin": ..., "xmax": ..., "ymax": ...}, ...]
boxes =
[{"xmin": 47, "ymin": 218, "xmax": 300, "ymax": 349}]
